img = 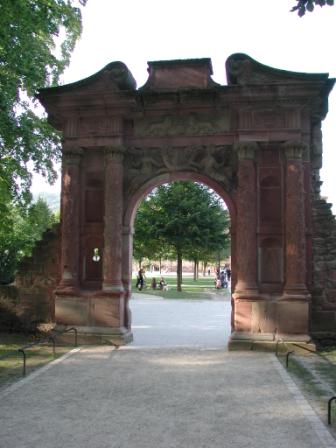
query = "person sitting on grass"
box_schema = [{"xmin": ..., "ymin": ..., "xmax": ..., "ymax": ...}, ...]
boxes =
[
  {"xmin": 159, "ymin": 276, "xmax": 168, "ymax": 291},
  {"xmin": 151, "ymin": 278, "xmax": 157, "ymax": 289}
]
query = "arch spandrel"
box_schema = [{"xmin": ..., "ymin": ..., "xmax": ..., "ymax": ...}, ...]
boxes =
[
  {"xmin": 123, "ymin": 145, "xmax": 238, "ymax": 207},
  {"xmin": 35, "ymin": 54, "xmax": 335, "ymax": 347}
]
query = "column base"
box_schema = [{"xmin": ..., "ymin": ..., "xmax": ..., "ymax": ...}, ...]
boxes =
[
  {"xmin": 55, "ymin": 290, "xmax": 130, "ymax": 345},
  {"xmin": 282, "ymin": 288, "xmax": 311, "ymax": 300},
  {"xmin": 55, "ymin": 284, "xmax": 80, "ymax": 296},
  {"xmin": 102, "ymin": 283, "xmax": 124, "ymax": 294},
  {"xmin": 228, "ymin": 331, "xmax": 313, "ymax": 351},
  {"xmin": 54, "ymin": 324, "xmax": 133, "ymax": 346},
  {"xmin": 232, "ymin": 295, "xmax": 311, "ymax": 342},
  {"xmin": 233, "ymin": 285, "xmax": 259, "ymax": 300}
]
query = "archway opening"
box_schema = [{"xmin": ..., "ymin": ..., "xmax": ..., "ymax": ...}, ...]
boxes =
[{"xmin": 127, "ymin": 177, "xmax": 233, "ymax": 348}]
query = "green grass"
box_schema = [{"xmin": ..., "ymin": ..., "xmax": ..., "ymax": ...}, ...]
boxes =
[
  {"xmin": 0, "ymin": 333, "xmax": 72, "ymax": 388},
  {"xmin": 133, "ymin": 275, "xmax": 230, "ymax": 299},
  {"xmin": 320, "ymin": 346, "xmax": 336, "ymax": 365},
  {"xmin": 281, "ymin": 356, "xmax": 336, "ymax": 419},
  {"xmin": 278, "ymin": 349, "xmax": 336, "ymax": 425}
]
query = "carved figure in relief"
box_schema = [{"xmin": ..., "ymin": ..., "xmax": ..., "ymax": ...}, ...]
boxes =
[
  {"xmin": 125, "ymin": 145, "xmax": 236, "ymax": 195},
  {"xmin": 198, "ymin": 146, "xmax": 234, "ymax": 189},
  {"xmin": 161, "ymin": 146, "xmax": 199, "ymax": 171},
  {"xmin": 135, "ymin": 113, "xmax": 230, "ymax": 137}
]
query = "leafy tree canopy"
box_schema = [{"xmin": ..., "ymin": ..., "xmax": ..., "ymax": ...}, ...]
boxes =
[
  {"xmin": 291, "ymin": 0, "xmax": 334, "ymax": 16},
  {"xmin": 0, "ymin": 197, "xmax": 58, "ymax": 284},
  {"xmin": 0, "ymin": 0, "xmax": 86, "ymax": 214}
]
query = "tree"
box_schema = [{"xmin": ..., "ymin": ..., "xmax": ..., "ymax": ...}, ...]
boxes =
[
  {"xmin": 0, "ymin": 198, "xmax": 58, "ymax": 283},
  {"xmin": 133, "ymin": 199, "xmax": 171, "ymax": 270},
  {"xmin": 133, "ymin": 182, "xmax": 230, "ymax": 291},
  {"xmin": 291, "ymin": 0, "xmax": 334, "ymax": 16},
  {"xmin": 0, "ymin": 0, "xmax": 86, "ymax": 215}
]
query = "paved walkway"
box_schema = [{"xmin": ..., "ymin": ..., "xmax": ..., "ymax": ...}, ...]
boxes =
[
  {"xmin": 0, "ymin": 296, "xmax": 335, "ymax": 448},
  {"xmin": 129, "ymin": 293, "xmax": 231, "ymax": 348}
]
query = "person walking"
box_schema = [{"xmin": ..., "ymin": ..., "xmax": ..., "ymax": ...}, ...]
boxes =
[{"xmin": 136, "ymin": 268, "xmax": 145, "ymax": 290}]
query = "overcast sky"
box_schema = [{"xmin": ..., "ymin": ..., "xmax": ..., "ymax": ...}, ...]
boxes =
[{"xmin": 32, "ymin": 0, "xmax": 336, "ymax": 211}]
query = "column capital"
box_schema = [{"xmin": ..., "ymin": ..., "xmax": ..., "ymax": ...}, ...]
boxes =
[
  {"xmin": 283, "ymin": 140, "xmax": 308, "ymax": 160},
  {"xmin": 234, "ymin": 141, "xmax": 258, "ymax": 161},
  {"xmin": 62, "ymin": 146, "xmax": 84, "ymax": 159},
  {"xmin": 105, "ymin": 145, "xmax": 126, "ymax": 163}
]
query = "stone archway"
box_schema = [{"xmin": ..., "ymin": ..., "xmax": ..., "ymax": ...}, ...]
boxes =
[
  {"xmin": 38, "ymin": 54, "xmax": 335, "ymax": 346},
  {"xmin": 123, "ymin": 171, "xmax": 236, "ymax": 333}
]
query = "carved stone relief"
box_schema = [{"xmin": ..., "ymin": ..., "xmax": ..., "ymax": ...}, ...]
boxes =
[
  {"xmin": 134, "ymin": 112, "xmax": 231, "ymax": 137},
  {"xmin": 124, "ymin": 145, "xmax": 237, "ymax": 196}
]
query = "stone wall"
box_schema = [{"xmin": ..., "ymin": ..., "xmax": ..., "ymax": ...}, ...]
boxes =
[
  {"xmin": 311, "ymin": 199, "xmax": 336, "ymax": 337},
  {"xmin": 2, "ymin": 224, "xmax": 61, "ymax": 327}
]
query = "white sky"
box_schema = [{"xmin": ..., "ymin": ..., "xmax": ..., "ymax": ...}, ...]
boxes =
[{"xmin": 32, "ymin": 0, "xmax": 336, "ymax": 211}]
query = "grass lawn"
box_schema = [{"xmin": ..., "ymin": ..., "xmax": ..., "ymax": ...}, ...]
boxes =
[
  {"xmin": 278, "ymin": 345, "xmax": 336, "ymax": 428},
  {"xmin": 0, "ymin": 333, "xmax": 73, "ymax": 389},
  {"xmin": 132, "ymin": 274, "xmax": 231, "ymax": 300}
]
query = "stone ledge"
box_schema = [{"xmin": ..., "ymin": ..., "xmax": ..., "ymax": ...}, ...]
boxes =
[{"xmin": 54, "ymin": 325, "xmax": 133, "ymax": 346}]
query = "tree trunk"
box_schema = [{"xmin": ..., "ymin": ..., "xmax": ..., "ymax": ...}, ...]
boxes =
[
  {"xmin": 196, "ymin": 260, "xmax": 199, "ymax": 280},
  {"xmin": 177, "ymin": 252, "xmax": 183, "ymax": 291},
  {"xmin": 139, "ymin": 257, "xmax": 143, "ymax": 270},
  {"xmin": 193, "ymin": 259, "xmax": 197, "ymax": 281},
  {"xmin": 203, "ymin": 261, "xmax": 207, "ymax": 277},
  {"xmin": 159, "ymin": 256, "xmax": 162, "ymax": 274}
]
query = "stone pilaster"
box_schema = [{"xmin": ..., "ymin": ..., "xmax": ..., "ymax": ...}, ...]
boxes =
[
  {"xmin": 102, "ymin": 146, "xmax": 125, "ymax": 295},
  {"xmin": 283, "ymin": 141, "xmax": 309, "ymax": 297},
  {"xmin": 122, "ymin": 225, "xmax": 134, "ymax": 329},
  {"xmin": 234, "ymin": 142, "xmax": 258, "ymax": 297},
  {"xmin": 56, "ymin": 147, "xmax": 82, "ymax": 294}
]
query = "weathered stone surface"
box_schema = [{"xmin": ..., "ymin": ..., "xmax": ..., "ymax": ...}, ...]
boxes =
[
  {"xmin": 311, "ymin": 197, "xmax": 336, "ymax": 336},
  {"xmin": 9, "ymin": 224, "xmax": 61, "ymax": 324},
  {"xmin": 23, "ymin": 54, "xmax": 335, "ymax": 344}
]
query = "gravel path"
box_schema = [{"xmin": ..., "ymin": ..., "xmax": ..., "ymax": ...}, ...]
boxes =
[
  {"xmin": 1, "ymin": 346, "xmax": 335, "ymax": 448},
  {"xmin": 1, "ymin": 295, "xmax": 335, "ymax": 447}
]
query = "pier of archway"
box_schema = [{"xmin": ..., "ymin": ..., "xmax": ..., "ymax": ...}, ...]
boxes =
[{"xmin": 37, "ymin": 53, "xmax": 335, "ymax": 346}]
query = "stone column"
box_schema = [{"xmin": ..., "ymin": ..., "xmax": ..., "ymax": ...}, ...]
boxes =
[
  {"xmin": 122, "ymin": 225, "xmax": 134, "ymax": 329},
  {"xmin": 102, "ymin": 146, "xmax": 125, "ymax": 295},
  {"xmin": 283, "ymin": 141, "xmax": 309, "ymax": 297},
  {"xmin": 234, "ymin": 142, "xmax": 258, "ymax": 297},
  {"xmin": 57, "ymin": 147, "xmax": 82, "ymax": 294}
]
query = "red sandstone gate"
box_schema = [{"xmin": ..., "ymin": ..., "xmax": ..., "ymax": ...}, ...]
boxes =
[{"xmin": 38, "ymin": 54, "xmax": 335, "ymax": 346}]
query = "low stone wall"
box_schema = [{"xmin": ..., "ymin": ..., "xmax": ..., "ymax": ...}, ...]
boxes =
[{"xmin": 311, "ymin": 199, "xmax": 336, "ymax": 338}]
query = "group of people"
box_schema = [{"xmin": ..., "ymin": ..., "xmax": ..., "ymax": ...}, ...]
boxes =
[
  {"xmin": 136, "ymin": 266, "xmax": 231, "ymax": 291},
  {"xmin": 214, "ymin": 266, "xmax": 231, "ymax": 289},
  {"xmin": 151, "ymin": 276, "xmax": 168, "ymax": 291},
  {"xmin": 135, "ymin": 269, "xmax": 168, "ymax": 291}
]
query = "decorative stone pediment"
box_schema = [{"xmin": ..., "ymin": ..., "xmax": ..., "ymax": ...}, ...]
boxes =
[
  {"xmin": 226, "ymin": 53, "xmax": 330, "ymax": 86},
  {"xmin": 39, "ymin": 61, "xmax": 136, "ymax": 96}
]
